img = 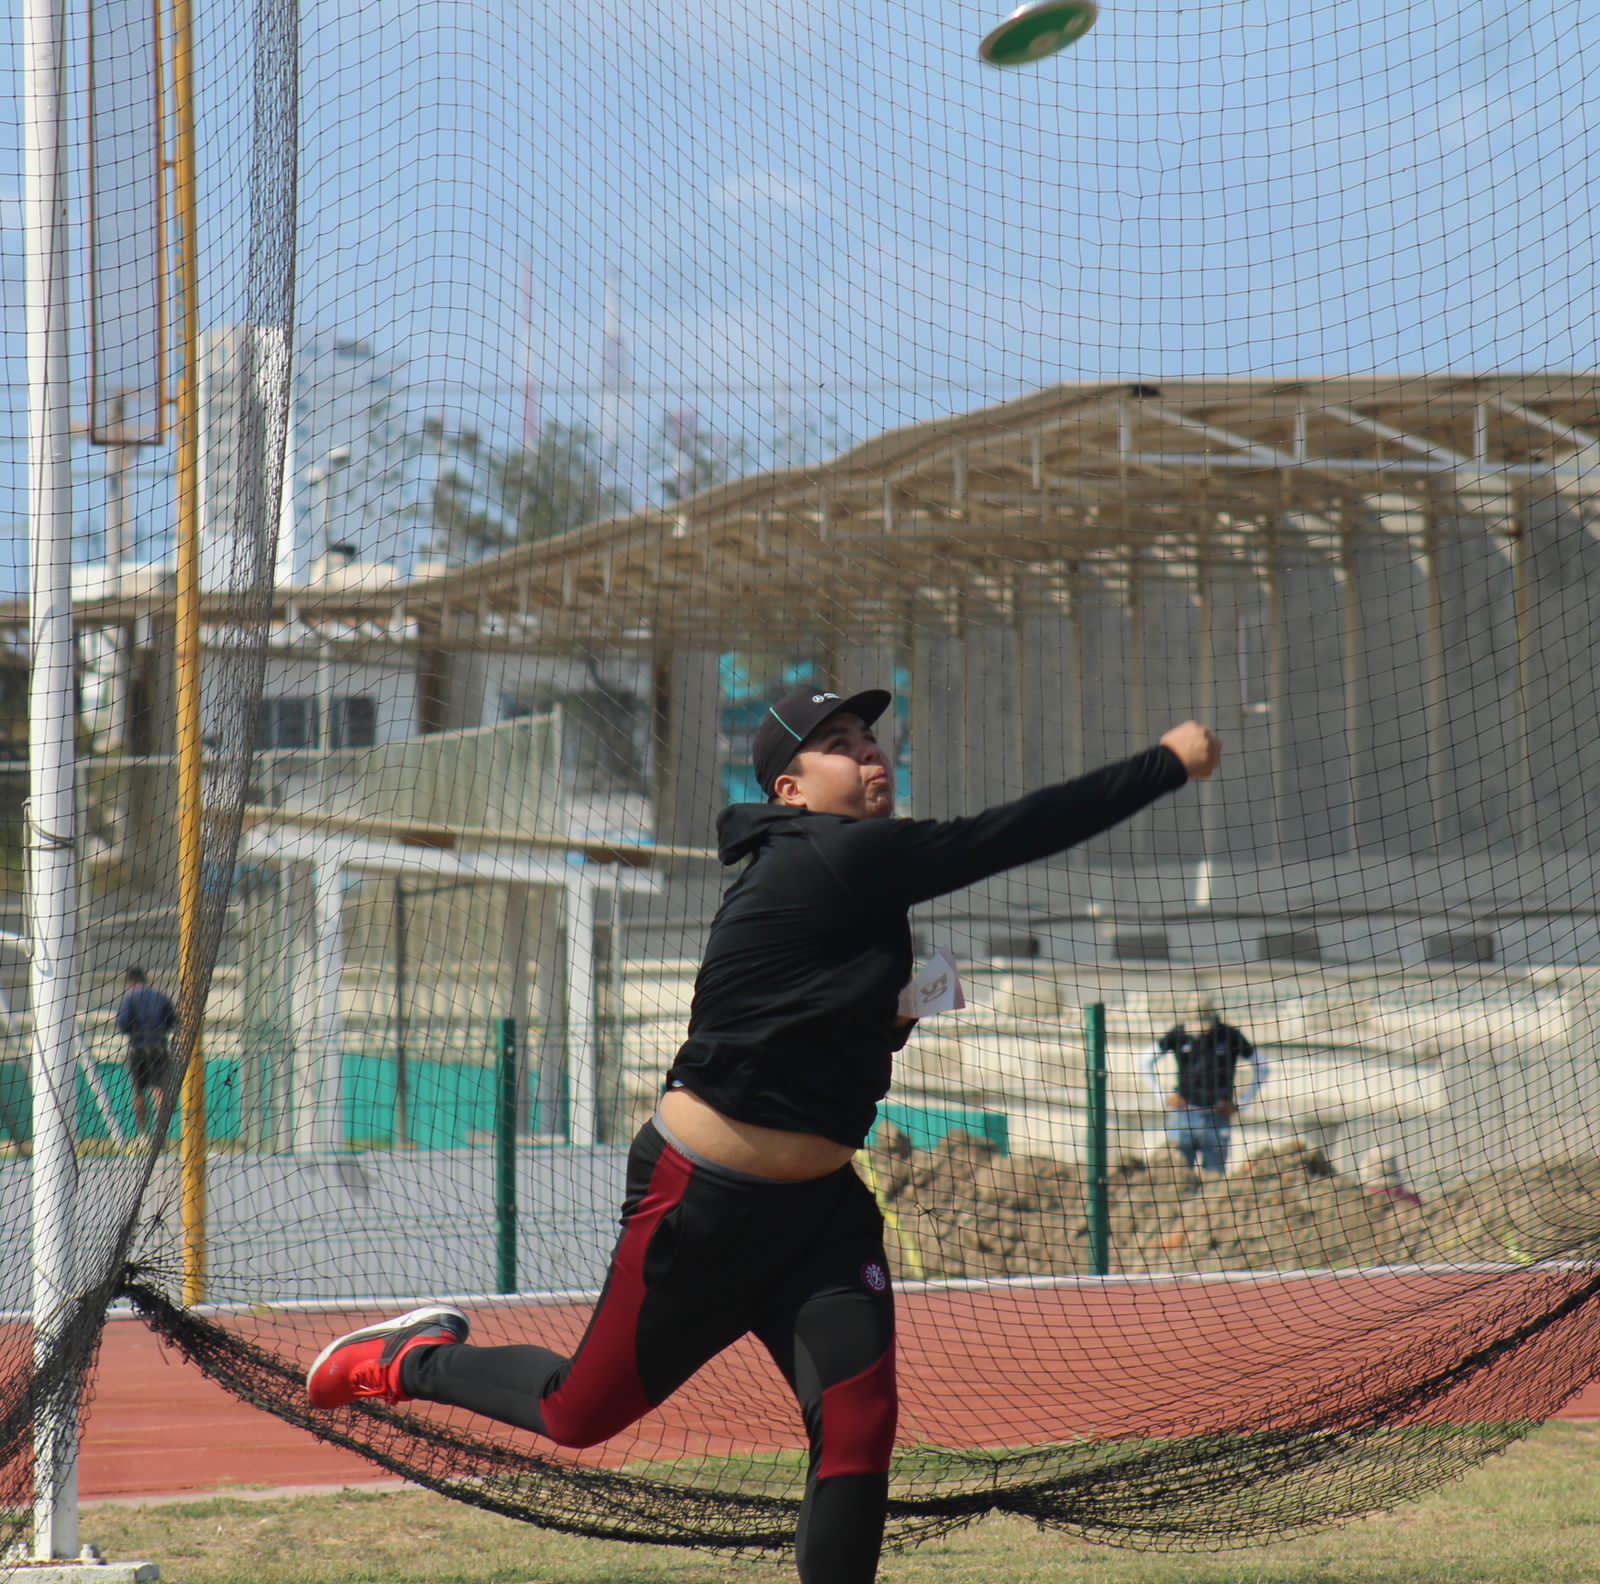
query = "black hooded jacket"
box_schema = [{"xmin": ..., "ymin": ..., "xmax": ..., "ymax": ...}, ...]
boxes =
[{"xmin": 665, "ymin": 744, "xmax": 1188, "ymax": 1147}]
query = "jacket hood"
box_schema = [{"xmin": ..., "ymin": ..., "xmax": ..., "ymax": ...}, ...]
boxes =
[{"xmin": 716, "ymin": 802, "xmax": 814, "ymax": 863}]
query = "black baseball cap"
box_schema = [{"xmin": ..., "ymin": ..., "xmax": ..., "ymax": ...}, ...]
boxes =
[{"xmin": 753, "ymin": 683, "xmax": 891, "ymax": 797}]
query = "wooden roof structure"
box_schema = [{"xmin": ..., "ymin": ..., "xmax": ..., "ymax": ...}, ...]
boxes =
[{"xmin": 11, "ymin": 374, "xmax": 1599, "ymax": 653}]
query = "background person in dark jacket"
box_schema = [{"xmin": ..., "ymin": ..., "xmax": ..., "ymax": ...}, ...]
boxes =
[
  {"xmin": 115, "ymin": 966, "xmax": 177, "ymax": 1137},
  {"xmin": 306, "ymin": 683, "xmax": 1221, "ymax": 1584},
  {"xmin": 1143, "ymin": 999, "xmax": 1266, "ymax": 1175}
]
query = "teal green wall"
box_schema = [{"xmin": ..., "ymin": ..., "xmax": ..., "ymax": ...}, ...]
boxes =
[
  {"xmin": 870, "ymin": 1102, "xmax": 1009, "ymax": 1155},
  {"xmin": 0, "ymin": 1060, "xmax": 1004, "ymax": 1156},
  {"xmin": 343, "ymin": 1053, "xmax": 497, "ymax": 1150},
  {"xmin": 0, "ymin": 1058, "xmax": 242, "ymax": 1145},
  {"xmin": 0, "ymin": 1053, "xmax": 505, "ymax": 1150}
]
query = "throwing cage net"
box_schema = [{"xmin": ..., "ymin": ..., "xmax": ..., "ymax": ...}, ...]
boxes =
[{"xmin": 5, "ymin": 0, "xmax": 1600, "ymax": 1563}]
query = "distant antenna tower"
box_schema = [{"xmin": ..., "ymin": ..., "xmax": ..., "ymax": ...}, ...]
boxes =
[
  {"xmin": 521, "ymin": 261, "xmax": 540, "ymax": 447},
  {"xmin": 599, "ymin": 270, "xmax": 630, "ymax": 500}
]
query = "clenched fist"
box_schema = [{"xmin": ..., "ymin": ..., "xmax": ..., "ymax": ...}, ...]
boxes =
[{"xmin": 1160, "ymin": 721, "xmax": 1221, "ymax": 781}]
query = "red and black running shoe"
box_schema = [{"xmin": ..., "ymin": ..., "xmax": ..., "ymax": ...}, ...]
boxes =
[{"xmin": 305, "ymin": 1306, "xmax": 470, "ymax": 1410}]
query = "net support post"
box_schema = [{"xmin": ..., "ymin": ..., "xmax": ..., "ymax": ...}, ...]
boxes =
[
  {"xmin": 495, "ymin": 1017, "xmax": 518, "ymax": 1293},
  {"xmin": 174, "ymin": 0, "xmax": 207, "ymax": 1306},
  {"xmin": 1084, "ymin": 1002, "xmax": 1110, "ymax": 1278},
  {"xmin": 24, "ymin": 0, "xmax": 82, "ymax": 1550}
]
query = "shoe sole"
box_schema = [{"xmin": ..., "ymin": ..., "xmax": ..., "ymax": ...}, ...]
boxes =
[{"xmin": 305, "ymin": 1304, "xmax": 471, "ymax": 1397}]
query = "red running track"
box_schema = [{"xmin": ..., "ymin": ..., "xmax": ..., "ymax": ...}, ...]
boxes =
[{"xmin": 74, "ymin": 1273, "xmax": 1600, "ymax": 1502}]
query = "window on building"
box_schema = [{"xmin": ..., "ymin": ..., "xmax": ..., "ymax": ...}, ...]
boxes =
[
  {"xmin": 330, "ymin": 695, "xmax": 378, "ymax": 748},
  {"xmin": 501, "ymin": 685, "xmax": 648, "ymax": 794},
  {"xmin": 255, "ymin": 695, "xmax": 377, "ymax": 750},
  {"xmin": 0, "ymin": 663, "xmax": 26, "ymax": 761},
  {"xmin": 255, "ymin": 697, "xmax": 316, "ymax": 751}
]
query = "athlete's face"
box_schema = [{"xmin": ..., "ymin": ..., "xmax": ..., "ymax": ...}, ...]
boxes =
[{"xmin": 773, "ymin": 713, "xmax": 895, "ymax": 819}]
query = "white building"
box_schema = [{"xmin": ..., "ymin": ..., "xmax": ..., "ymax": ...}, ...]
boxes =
[{"xmin": 283, "ymin": 332, "xmax": 412, "ymax": 581}]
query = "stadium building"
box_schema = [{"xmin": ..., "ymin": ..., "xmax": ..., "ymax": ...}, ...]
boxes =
[{"xmin": 6, "ymin": 376, "xmax": 1600, "ymax": 1193}]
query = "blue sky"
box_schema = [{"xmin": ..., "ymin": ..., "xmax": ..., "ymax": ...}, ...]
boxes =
[{"xmin": 3, "ymin": 0, "xmax": 1598, "ymax": 588}]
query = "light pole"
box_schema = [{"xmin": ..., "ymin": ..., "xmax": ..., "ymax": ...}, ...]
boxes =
[
  {"xmin": 311, "ymin": 444, "xmax": 351, "ymax": 550},
  {"xmin": 308, "ymin": 445, "xmax": 349, "ymax": 749}
]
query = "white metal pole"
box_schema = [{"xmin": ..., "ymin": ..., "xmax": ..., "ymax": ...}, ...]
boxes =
[
  {"xmin": 290, "ymin": 859, "xmax": 315, "ymax": 1154},
  {"xmin": 1339, "ymin": 529, "xmax": 1367, "ymax": 856},
  {"xmin": 24, "ymin": 0, "xmax": 81, "ymax": 1554},
  {"xmin": 310, "ymin": 860, "xmax": 346, "ymax": 1153},
  {"xmin": 1066, "ymin": 567, "xmax": 1087, "ymax": 774},
  {"xmin": 274, "ymin": 855, "xmax": 298, "ymax": 1153},
  {"xmin": 1193, "ymin": 567, "xmax": 1220, "ymax": 894},
  {"xmin": 1510, "ymin": 498, "xmax": 1537, "ymax": 851},
  {"xmin": 530, "ymin": 883, "xmax": 565, "ymax": 1135},
  {"xmin": 1263, "ymin": 532, "xmax": 1288, "ymax": 864},
  {"xmin": 565, "ymin": 873, "xmax": 599, "ymax": 1147},
  {"xmin": 1421, "ymin": 507, "xmax": 1450, "ymax": 850}
]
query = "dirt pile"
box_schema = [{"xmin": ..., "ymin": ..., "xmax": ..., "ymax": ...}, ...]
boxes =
[
  {"xmin": 864, "ymin": 1126, "xmax": 1600, "ymax": 1280},
  {"xmin": 1425, "ymin": 1158, "xmax": 1600, "ymax": 1266}
]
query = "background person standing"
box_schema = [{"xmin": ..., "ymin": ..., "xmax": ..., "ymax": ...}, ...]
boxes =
[
  {"xmin": 1144, "ymin": 1000, "xmax": 1266, "ymax": 1175},
  {"xmin": 116, "ymin": 966, "xmax": 177, "ymax": 1138}
]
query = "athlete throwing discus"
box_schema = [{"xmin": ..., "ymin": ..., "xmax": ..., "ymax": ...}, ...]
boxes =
[{"xmin": 307, "ymin": 684, "xmax": 1221, "ymax": 1583}]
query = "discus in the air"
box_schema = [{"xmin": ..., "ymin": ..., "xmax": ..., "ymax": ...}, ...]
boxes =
[{"xmin": 980, "ymin": 0, "xmax": 1098, "ymax": 66}]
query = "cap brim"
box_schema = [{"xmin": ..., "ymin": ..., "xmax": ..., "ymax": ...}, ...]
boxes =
[{"xmin": 803, "ymin": 688, "xmax": 891, "ymax": 744}]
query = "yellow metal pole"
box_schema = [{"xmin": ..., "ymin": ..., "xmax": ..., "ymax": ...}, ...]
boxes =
[{"xmin": 172, "ymin": 0, "xmax": 206, "ymax": 1305}]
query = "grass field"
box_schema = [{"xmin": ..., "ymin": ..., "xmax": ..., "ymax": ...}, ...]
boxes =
[{"xmin": 82, "ymin": 1420, "xmax": 1600, "ymax": 1583}]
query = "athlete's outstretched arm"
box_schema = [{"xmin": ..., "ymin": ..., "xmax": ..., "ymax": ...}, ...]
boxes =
[{"xmin": 836, "ymin": 722, "xmax": 1220, "ymax": 907}]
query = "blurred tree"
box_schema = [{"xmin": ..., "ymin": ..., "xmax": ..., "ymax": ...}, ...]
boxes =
[
  {"xmin": 653, "ymin": 408, "xmax": 749, "ymax": 505},
  {"xmin": 391, "ymin": 415, "xmax": 624, "ymax": 567},
  {"xmin": 768, "ymin": 396, "xmax": 847, "ymax": 473},
  {"xmin": 496, "ymin": 422, "xmax": 627, "ymax": 542},
  {"xmin": 409, "ymin": 416, "xmax": 505, "ymax": 565}
]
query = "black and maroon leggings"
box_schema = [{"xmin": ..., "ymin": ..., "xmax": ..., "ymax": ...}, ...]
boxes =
[{"xmin": 403, "ymin": 1117, "xmax": 898, "ymax": 1583}]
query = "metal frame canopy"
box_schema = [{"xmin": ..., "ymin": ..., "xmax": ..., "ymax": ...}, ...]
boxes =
[
  {"xmin": 386, "ymin": 372, "xmax": 1600, "ymax": 647},
  {"xmin": 19, "ymin": 374, "xmax": 1600, "ymax": 653}
]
